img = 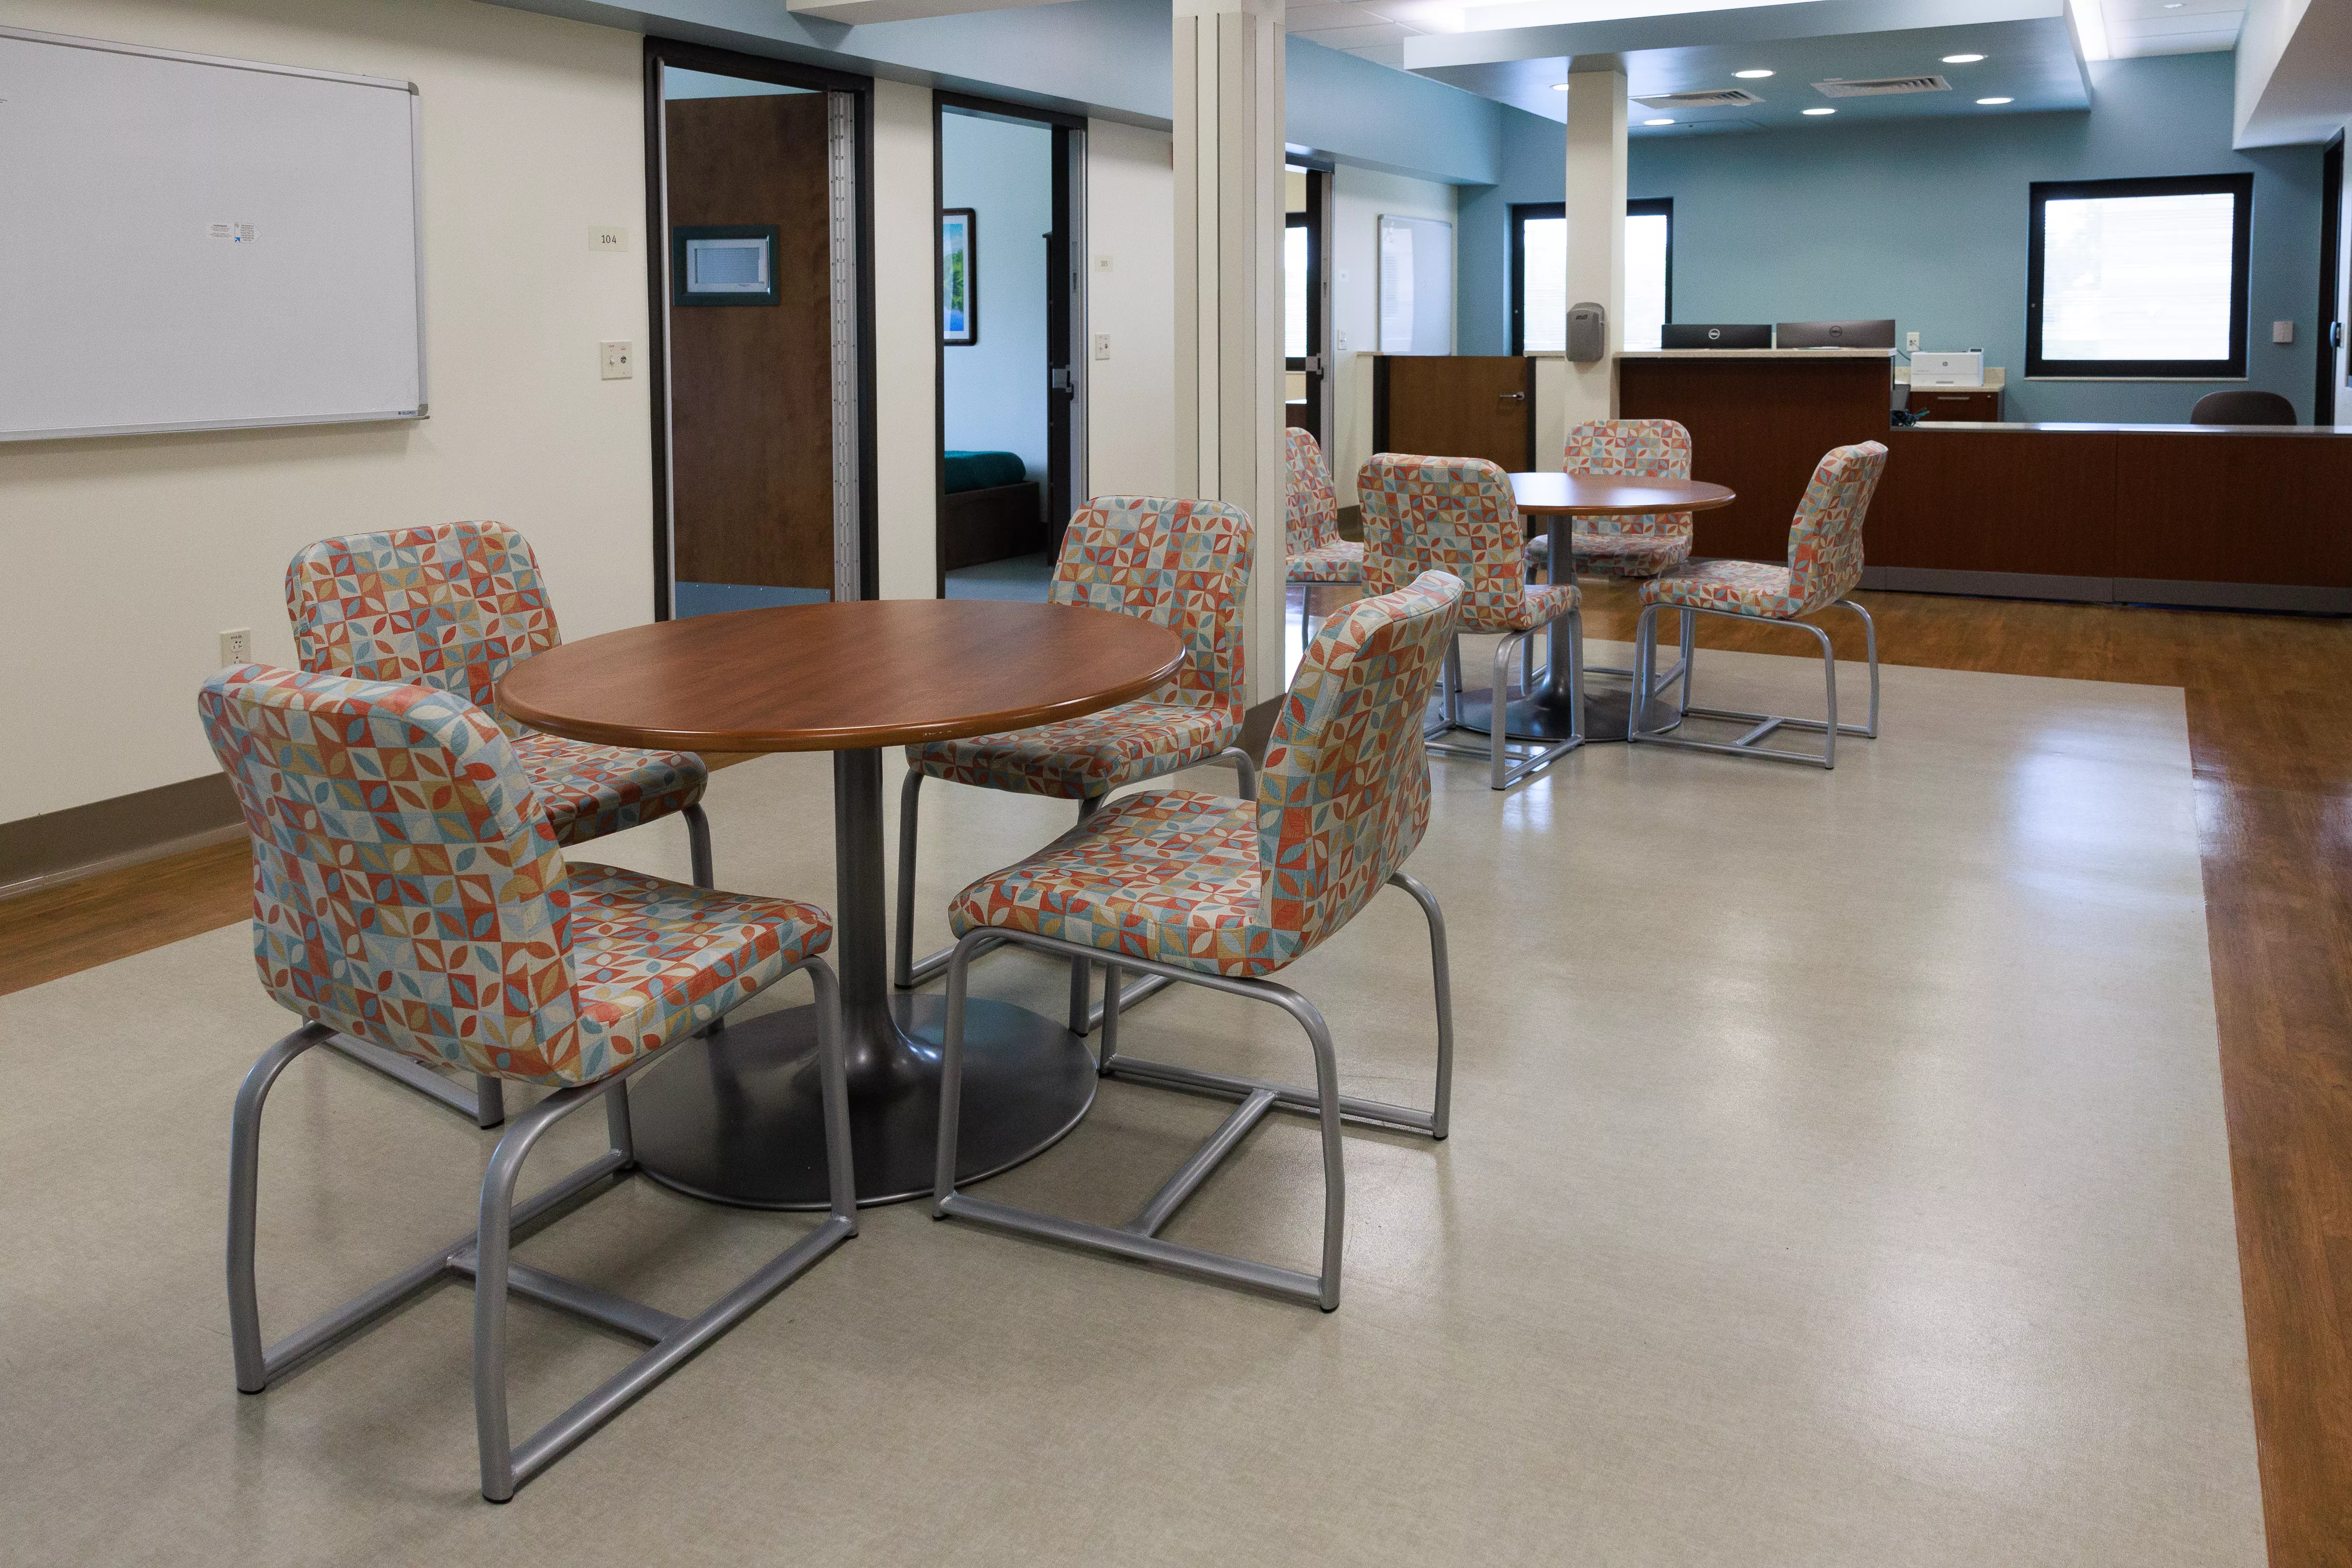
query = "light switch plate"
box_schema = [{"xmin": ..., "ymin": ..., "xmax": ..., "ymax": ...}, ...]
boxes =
[
  {"xmin": 591, "ymin": 226, "xmax": 629, "ymax": 251},
  {"xmin": 1094, "ymin": 254, "xmax": 1113, "ymax": 272},
  {"xmin": 1092, "ymin": 333, "xmax": 1112, "ymax": 361},
  {"xmin": 600, "ymin": 341, "xmax": 633, "ymax": 379}
]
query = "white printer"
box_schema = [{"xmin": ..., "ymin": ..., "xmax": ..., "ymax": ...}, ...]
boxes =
[{"xmin": 1910, "ymin": 350, "xmax": 1985, "ymax": 389}]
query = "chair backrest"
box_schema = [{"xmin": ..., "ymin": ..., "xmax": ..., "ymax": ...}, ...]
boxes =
[
  {"xmin": 1283, "ymin": 426, "xmax": 1342, "ymax": 557},
  {"xmin": 286, "ymin": 522, "xmax": 559, "ymax": 739},
  {"xmin": 1051, "ymin": 495, "xmax": 1253, "ymax": 712},
  {"xmin": 1256, "ymin": 570, "xmax": 1464, "ymax": 952},
  {"xmin": 1562, "ymin": 419, "xmax": 1693, "ymax": 537},
  {"xmin": 196, "ymin": 663, "xmax": 612, "ymax": 1087},
  {"xmin": 2190, "ymin": 389, "xmax": 2297, "ymax": 426},
  {"xmin": 1784, "ymin": 441, "xmax": 1889, "ymax": 613},
  {"xmin": 1355, "ymin": 454, "xmax": 1529, "ymax": 630}
]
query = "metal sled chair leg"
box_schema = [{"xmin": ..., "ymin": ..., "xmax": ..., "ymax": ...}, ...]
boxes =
[
  {"xmin": 1422, "ymin": 620, "xmax": 1586, "ymax": 790},
  {"xmin": 894, "ymin": 746, "xmax": 1260, "ymax": 1036},
  {"xmin": 228, "ymin": 962, "xmax": 856, "ymax": 1503},
  {"xmin": 1627, "ymin": 596, "xmax": 1880, "ymax": 768}
]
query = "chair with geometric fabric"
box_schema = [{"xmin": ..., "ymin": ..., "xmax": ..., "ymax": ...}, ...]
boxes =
[
  {"xmin": 1628, "ymin": 440, "xmax": 1888, "ymax": 768},
  {"xmin": 893, "ymin": 494, "xmax": 1259, "ymax": 1034},
  {"xmin": 1534, "ymin": 419, "xmax": 1702, "ymax": 715},
  {"xmin": 287, "ymin": 521, "xmax": 715, "ymax": 1128},
  {"xmin": 929, "ymin": 570, "xmax": 1464, "ymax": 1313},
  {"xmin": 1357, "ymin": 453, "xmax": 1585, "ymax": 789},
  {"xmin": 1283, "ymin": 426, "xmax": 1363, "ymax": 648},
  {"xmin": 200, "ymin": 664, "xmax": 854, "ymax": 1503}
]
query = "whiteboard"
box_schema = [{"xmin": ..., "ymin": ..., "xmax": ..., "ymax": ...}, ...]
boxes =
[
  {"xmin": 1377, "ymin": 215, "xmax": 1452, "ymax": 356},
  {"xmin": 0, "ymin": 27, "xmax": 424, "ymax": 442}
]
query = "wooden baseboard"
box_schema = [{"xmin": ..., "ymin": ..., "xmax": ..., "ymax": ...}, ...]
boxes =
[{"xmin": 0, "ymin": 773, "xmax": 244, "ymax": 903}]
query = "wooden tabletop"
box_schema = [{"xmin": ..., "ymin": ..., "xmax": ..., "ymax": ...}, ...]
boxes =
[
  {"xmin": 497, "ymin": 600, "xmax": 1185, "ymax": 753},
  {"xmin": 1508, "ymin": 472, "xmax": 1737, "ymax": 516}
]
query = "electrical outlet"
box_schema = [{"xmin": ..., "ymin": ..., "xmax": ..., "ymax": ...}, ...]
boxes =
[
  {"xmin": 1092, "ymin": 333, "xmax": 1112, "ymax": 361},
  {"xmin": 591, "ymin": 225, "xmax": 629, "ymax": 251},
  {"xmin": 1905, "ymin": 331, "xmax": 1920, "ymax": 353},
  {"xmin": 600, "ymin": 340, "xmax": 633, "ymax": 379},
  {"xmin": 220, "ymin": 628, "xmax": 252, "ymax": 666}
]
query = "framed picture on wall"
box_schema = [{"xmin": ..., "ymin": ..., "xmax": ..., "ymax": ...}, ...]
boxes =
[{"xmin": 941, "ymin": 207, "xmax": 977, "ymax": 345}]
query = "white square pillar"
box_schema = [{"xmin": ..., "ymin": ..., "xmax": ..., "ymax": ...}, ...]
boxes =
[
  {"xmin": 1561, "ymin": 68, "xmax": 1628, "ymax": 434},
  {"xmin": 1174, "ymin": 0, "xmax": 1286, "ymax": 705}
]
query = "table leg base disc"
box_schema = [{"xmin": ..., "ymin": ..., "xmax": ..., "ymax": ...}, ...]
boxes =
[
  {"xmin": 628, "ymin": 994, "xmax": 1097, "ymax": 1210},
  {"xmin": 1452, "ymin": 681, "xmax": 1683, "ymax": 746}
]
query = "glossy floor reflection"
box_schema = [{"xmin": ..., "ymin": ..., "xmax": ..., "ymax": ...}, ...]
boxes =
[{"xmin": 0, "ymin": 645, "xmax": 2262, "ymax": 1566}]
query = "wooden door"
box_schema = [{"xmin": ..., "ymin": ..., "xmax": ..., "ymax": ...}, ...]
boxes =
[
  {"xmin": 1375, "ymin": 356, "xmax": 1535, "ymax": 471},
  {"xmin": 665, "ymin": 94, "xmax": 835, "ymax": 594}
]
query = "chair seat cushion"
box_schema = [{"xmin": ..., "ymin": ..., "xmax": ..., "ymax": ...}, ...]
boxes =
[
  {"xmin": 1636, "ymin": 559, "xmax": 1812, "ymax": 620},
  {"xmin": 1463, "ymin": 579, "xmax": 1580, "ymax": 636},
  {"xmin": 908, "ymin": 700, "xmax": 1242, "ymax": 801},
  {"xmin": 1287, "ymin": 539, "xmax": 1364, "ymax": 584},
  {"xmin": 507, "ymin": 731, "xmax": 707, "ymax": 846},
  {"xmin": 1529, "ymin": 528, "xmax": 1692, "ymax": 578},
  {"xmin": 553, "ymin": 865, "xmax": 831, "ymax": 1082},
  {"xmin": 950, "ymin": 789, "xmax": 1304, "ymax": 978}
]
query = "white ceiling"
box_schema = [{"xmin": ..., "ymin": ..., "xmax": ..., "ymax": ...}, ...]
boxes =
[{"xmin": 1285, "ymin": 0, "xmax": 2247, "ymax": 74}]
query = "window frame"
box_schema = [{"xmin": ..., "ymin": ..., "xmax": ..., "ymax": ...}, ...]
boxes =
[
  {"xmin": 1509, "ymin": 198, "xmax": 1673, "ymax": 356},
  {"xmin": 2025, "ymin": 171, "xmax": 2254, "ymax": 381}
]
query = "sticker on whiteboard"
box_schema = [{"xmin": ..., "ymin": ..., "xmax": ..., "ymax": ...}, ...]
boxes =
[
  {"xmin": 209, "ymin": 222, "xmax": 257, "ymax": 241},
  {"xmin": 209, "ymin": 222, "xmax": 233, "ymax": 238}
]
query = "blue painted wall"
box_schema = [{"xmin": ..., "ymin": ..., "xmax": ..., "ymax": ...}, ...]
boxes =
[
  {"xmin": 1460, "ymin": 52, "xmax": 2328, "ymax": 424},
  {"xmin": 940, "ymin": 112, "xmax": 1053, "ymax": 482}
]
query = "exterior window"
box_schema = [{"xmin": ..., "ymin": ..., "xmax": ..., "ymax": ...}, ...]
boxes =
[
  {"xmin": 1285, "ymin": 219, "xmax": 1309, "ymax": 361},
  {"xmin": 1511, "ymin": 199, "xmax": 1673, "ymax": 353},
  {"xmin": 2027, "ymin": 173, "xmax": 2253, "ymax": 379}
]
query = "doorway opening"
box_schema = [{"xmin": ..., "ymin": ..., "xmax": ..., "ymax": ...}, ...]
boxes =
[
  {"xmin": 1285, "ymin": 164, "xmax": 1331, "ymax": 444},
  {"xmin": 644, "ymin": 41, "xmax": 874, "ymax": 618},
  {"xmin": 2319, "ymin": 131, "xmax": 2342, "ymax": 427},
  {"xmin": 936, "ymin": 96, "xmax": 1084, "ymax": 602}
]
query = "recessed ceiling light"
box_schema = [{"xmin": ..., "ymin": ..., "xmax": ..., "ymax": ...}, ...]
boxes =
[
  {"xmin": 1644, "ymin": 118, "xmax": 1675, "ymax": 126},
  {"xmin": 1942, "ymin": 54, "xmax": 1986, "ymax": 64},
  {"xmin": 1977, "ymin": 96, "xmax": 2014, "ymax": 105},
  {"xmin": 1550, "ymin": 82, "xmax": 1571, "ymax": 91},
  {"xmin": 1802, "ymin": 107, "xmax": 1836, "ymax": 116},
  {"xmin": 1734, "ymin": 69, "xmax": 1773, "ymax": 79}
]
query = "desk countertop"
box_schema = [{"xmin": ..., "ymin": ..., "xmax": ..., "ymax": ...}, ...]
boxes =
[
  {"xmin": 1902, "ymin": 421, "xmax": 2352, "ymax": 436},
  {"xmin": 1616, "ymin": 349, "xmax": 1896, "ymax": 361}
]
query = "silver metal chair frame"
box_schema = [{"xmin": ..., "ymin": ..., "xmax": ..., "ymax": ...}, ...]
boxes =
[
  {"xmin": 228, "ymin": 954, "xmax": 855, "ymax": 1503},
  {"xmin": 1627, "ymin": 598, "xmax": 1879, "ymax": 769},
  {"xmin": 318, "ymin": 801, "xmax": 716, "ymax": 1129},
  {"xmin": 893, "ymin": 750, "xmax": 1258, "ymax": 1035},
  {"xmin": 1422, "ymin": 619, "xmax": 1586, "ymax": 790},
  {"xmin": 930, "ymin": 870, "xmax": 1452, "ymax": 1313}
]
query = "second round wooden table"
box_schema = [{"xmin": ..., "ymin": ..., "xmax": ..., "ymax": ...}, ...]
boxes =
[
  {"xmin": 1462, "ymin": 471, "xmax": 1738, "ymax": 745},
  {"xmin": 499, "ymin": 599, "xmax": 1185, "ymax": 1208}
]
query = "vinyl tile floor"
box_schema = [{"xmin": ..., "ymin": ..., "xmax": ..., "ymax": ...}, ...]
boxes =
[{"xmin": 0, "ymin": 643, "xmax": 2264, "ymax": 1566}]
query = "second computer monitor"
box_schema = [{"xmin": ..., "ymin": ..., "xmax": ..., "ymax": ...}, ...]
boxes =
[
  {"xmin": 1662, "ymin": 322, "xmax": 1772, "ymax": 349},
  {"xmin": 1774, "ymin": 318, "xmax": 1898, "ymax": 349}
]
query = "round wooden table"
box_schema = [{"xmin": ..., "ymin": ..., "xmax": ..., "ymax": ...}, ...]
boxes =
[
  {"xmin": 1462, "ymin": 472, "xmax": 1738, "ymax": 745},
  {"xmin": 499, "ymin": 599, "xmax": 1185, "ymax": 1209}
]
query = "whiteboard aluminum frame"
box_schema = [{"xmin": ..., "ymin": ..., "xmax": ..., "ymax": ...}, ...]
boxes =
[{"xmin": 0, "ymin": 26, "xmax": 428, "ymax": 443}]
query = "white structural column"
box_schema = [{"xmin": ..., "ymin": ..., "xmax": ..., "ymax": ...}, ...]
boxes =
[
  {"xmin": 1174, "ymin": 0, "xmax": 1286, "ymax": 705},
  {"xmin": 1561, "ymin": 68, "xmax": 1628, "ymax": 428}
]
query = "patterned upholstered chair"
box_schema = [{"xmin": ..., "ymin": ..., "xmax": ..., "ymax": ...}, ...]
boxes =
[
  {"xmin": 1540, "ymin": 419, "xmax": 1702, "ymax": 714},
  {"xmin": 930, "ymin": 571, "xmax": 1464, "ymax": 1312},
  {"xmin": 1629, "ymin": 441, "xmax": 1888, "ymax": 768},
  {"xmin": 894, "ymin": 495, "xmax": 1258, "ymax": 1033},
  {"xmin": 1283, "ymin": 426, "xmax": 1363, "ymax": 647},
  {"xmin": 287, "ymin": 522, "xmax": 713, "ymax": 1127},
  {"xmin": 202, "ymin": 664, "xmax": 853, "ymax": 1503},
  {"xmin": 1357, "ymin": 454, "xmax": 1584, "ymax": 789}
]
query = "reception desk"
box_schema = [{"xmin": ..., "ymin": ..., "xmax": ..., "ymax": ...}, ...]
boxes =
[{"xmin": 1617, "ymin": 350, "xmax": 2352, "ymax": 613}]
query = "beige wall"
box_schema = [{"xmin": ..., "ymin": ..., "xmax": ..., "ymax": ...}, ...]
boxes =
[
  {"xmin": 870, "ymin": 77, "xmax": 940, "ymax": 600},
  {"xmin": 1084, "ymin": 120, "xmax": 1178, "ymax": 498},
  {"xmin": 0, "ymin": 0, "xmax": 653, "ymax": 823},
  {"xmin": 1327, "ymin": 165, "xmax": 1458, "ymax": 506}
]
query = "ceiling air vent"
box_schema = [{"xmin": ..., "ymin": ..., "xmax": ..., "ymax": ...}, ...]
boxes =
[
  {"xmin": 1632, "ymin": 88, "xmax": 1765, "ymax": 109},
  {"xmin": 1812, "ymin": 75, "xmax": 1951, "ymax": 98}
]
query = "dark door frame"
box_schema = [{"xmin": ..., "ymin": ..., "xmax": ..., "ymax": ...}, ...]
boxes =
[
  {"xmin": 932, "ymin": 93, "xmax": 1086, "ymax": 596},
  {"xmin": 2320, "ymin": 132, "xmax": 2343, "ymax": 425},
  {"xmin": 1286, "ymin": 162, "xmax": 1332, "ymax": 452},
  {"xmin": 642, "ymin": 37, "xmax": 879, "ymax": 615}
]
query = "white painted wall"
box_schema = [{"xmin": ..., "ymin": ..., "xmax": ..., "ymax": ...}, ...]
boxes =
[
  {"xmin": 871, "ymin": 77, "xmax": 940, "ymax": 599},
  {"xmin": 1327, "ymin": 165, "xmax": 1457, "ymax": 505},
  {"xmin": 1083, "ymin": 119, "xmax": 1177, "ymax": 498},
  {"xmin": 0, "ymin": 0, "xmax": 652, "ymax": 824}
]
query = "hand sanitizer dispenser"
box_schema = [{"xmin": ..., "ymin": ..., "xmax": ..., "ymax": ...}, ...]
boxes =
[{"xmin": 1567, "ymin": 302, "xmax": 1607, "ymax": 364}]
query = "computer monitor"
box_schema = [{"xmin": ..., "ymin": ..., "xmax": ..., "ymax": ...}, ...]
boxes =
[
  {"xmin": 1662, "ymin": 322, "xmax": 1772, "ymax": 349},
  {"xmin": 1775, "ymin": 319, "xmax": 1897, "ymax": 349}
]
